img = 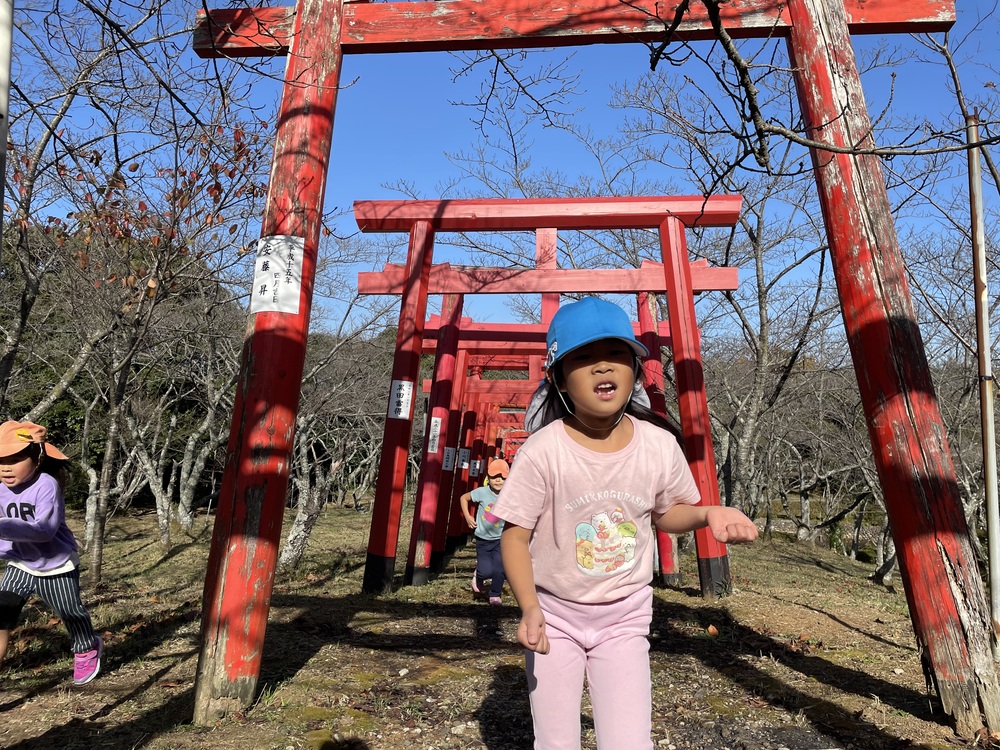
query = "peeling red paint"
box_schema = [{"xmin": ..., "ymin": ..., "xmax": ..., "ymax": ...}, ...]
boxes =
[
  {"xmin": 193, "ymin": 0, "xmax": 344, "ymax": 723},
  {"xmin": 194, "ymin": 2, "xmax": 954, "ymax": 59},
  {"xmin": 786, "ymin": 0, "xmax": 1000, "ymax": 731}
]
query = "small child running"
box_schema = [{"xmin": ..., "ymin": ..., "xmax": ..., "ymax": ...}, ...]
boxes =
[
  {"xmin": 492, "ymin": 297, "xmax": 758, "ymax": 749},
  {"xmin": 459, "ymin": 458, "xmax": 509, "ymax": 605},
  {"xmin": 0, "ymin": 421, "xmax": 103, "ymax": 685}
]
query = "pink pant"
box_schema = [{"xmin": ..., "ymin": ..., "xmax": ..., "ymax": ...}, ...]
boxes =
[{"xmin": 525, "ymin": 586, "xmax": 653, "ymax": 750}]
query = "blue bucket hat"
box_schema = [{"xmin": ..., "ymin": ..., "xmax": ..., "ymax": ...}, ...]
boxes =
[
  {"xmin": 525, "ymin": 297, "xmax": 651, "ymax": 433},
  {"xmin": 544, "ymin": 297, "xmax": 648, "ymax": 371}
]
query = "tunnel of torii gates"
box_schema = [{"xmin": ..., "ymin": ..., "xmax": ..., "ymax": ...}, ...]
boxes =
[
  {"xmin": 412, "ymin": 298, "xmax": 694, "ymax": 587},
  {"xmin": 191, "ymin": 0, "xmax": 1000, "ymax": 736},
  {"xmin": 365, "ymin": 226, "xmax": 741, "ymax": 592},
  {"xmin": 348, "ymin": 195, "xmax": 744, "ymax": 598}
]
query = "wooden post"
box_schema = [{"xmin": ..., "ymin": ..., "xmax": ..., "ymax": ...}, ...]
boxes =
[
  {"xmin": 786, "ymin": 0, "xmax": 1000, "ymax": 733},
  {"xmin": 193, "ymin": 0, "xmax": 344, "ymax": 724},
  {"xmin": 468, "ymin": 397, "xmax": 489, "ymax": 492},
  {"xmin": 638, "ymin": 291, "xmax": 681, "ymax": 586},
  {"xmin": 437, "ymin": 346, "xmax": 468, "ymax": 558},
  {"xmin": 486, "ymin": 420, "xmax": 500, "ymax": 462},
  {"xmin": 447, "ymin": 398, "xmax": 479, "ymax": 550},
  {"xmin": 537, "ymin": 227, "xmax": 560, "ymax": 324},
  {"xmin": 362, "ymin": 220, "xmax": 435, "ymax": 594},
  {"xmin": 405, "ymin": 293, "xmax": 463, "ymax": 584},
  {"xmin": 637, "ymin": 292, "xmax": 668, "ymax": 415},
  {"xmin": 660, "ymin": 218, "xmax": 730, "ymax": 598}
]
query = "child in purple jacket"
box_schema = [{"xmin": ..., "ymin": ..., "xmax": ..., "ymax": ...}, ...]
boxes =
[{"xmin": 0, "ymin": 421, "xmax": 102, "ymax": 685}]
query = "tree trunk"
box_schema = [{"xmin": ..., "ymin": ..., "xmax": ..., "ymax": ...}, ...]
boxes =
[
  {"xmin": 89, "ymin": 401, "xmax": 121, "ymax": 584},
  {"xmin": 126, "ymin": 410, "xmax": 176, "ymax": 549},
  {"xmin": 796, "ymin": 489, "xmax": 812, "ymax": 542},
  {"xmin": 871, "ymin": 549, "xmax": 897, "ymax": 587},
  {"xmin": 83, "ymin": 467, "xmax": 99, "ymax": 552},
  {"xmin": 278, "ymin": 487, "xmax": 323, "ymax": 571},
  {"xmin": 849, "ymin": 496, "xmax": 868, "ymax": 560}
]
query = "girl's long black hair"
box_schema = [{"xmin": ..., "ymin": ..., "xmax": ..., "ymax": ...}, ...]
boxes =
[{"xmin": 539, "ymin": 355, "xmax": 686, "ymax": 446}]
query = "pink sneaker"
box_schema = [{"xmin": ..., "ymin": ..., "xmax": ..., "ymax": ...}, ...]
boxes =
[
  {"xmin": 73, "ymin": 636, "xmax": 103, "ymax": 685},
  {"xmin": 489, "ymin": 596, "xmax": 502, "ymax": 606},
  {"xmin": 471, "ymin": 571, "xmax": 483, "ymax": 594}
]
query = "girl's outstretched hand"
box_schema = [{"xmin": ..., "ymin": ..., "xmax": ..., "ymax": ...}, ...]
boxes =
[
  {"xmin": 706, "ymin": 506, "xmax": 759, "ymax": 544},
  {"xmin": 517, "ymin": 605, "xmax": 550, "ymax": 654}
]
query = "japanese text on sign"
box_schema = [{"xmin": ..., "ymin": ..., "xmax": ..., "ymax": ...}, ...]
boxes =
[
  {"xmin": 427, "ymin": 417, "xmax": 442, "ymax": 454},
  {"xmin": 387, "ymin": 380, "xmax": 414, "ymax": 420},
  {"xmin": 442, "ymin": 447, "xmax": 456, "ymax": 472},
  {"xmin": 250, "ymin": 235, "xmax": 305, "ymax": 315},
  {"xmin": 458, "ymin": 448, "xmax": 471, "ymax": 470}
]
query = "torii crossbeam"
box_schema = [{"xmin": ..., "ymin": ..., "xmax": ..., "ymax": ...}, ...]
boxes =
[
  {"xmin": 194, "ymin": 1, "xmax": 952, "ymax": 57},
  {"xmin": 192, "ymin": 0, "xmax": 1000, "ymax": 738}
]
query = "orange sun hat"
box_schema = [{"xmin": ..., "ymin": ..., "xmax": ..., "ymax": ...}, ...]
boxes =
[
  {"xmin": 0, "ymin": 421, "xmax": 68, "ymax": 460},
  {"xmin": 487, "ymin": 458, "xmax": 510, "ymax": 478}
]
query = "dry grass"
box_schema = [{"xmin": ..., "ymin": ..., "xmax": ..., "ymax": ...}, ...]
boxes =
[{"xmin": 0, "ymin": 506, "xmax": 976, "ymax": 750}]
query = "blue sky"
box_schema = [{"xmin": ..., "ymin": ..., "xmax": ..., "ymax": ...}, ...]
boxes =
[
  {"xmin": 249, "ymin": 4, "xmax": 999, "ymax": 325},
  {"xmin": 327, "ymin": 45, "xmax": 641, "ymax": 209},
  {"xmin": 326, "ymin": 44, "xmax": 650, "ymax": 322}
]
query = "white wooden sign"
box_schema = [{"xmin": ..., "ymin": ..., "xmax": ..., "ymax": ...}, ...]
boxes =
[
  {"xmin": 427, "ymin": 417, "xmax": 442, "ymax": 454},
  {"xmin": 250, "ymin": 235, "xmax": 305, "ymax": 315},
  {"xmin": 387, "ymin": 380, "xmax": 414, "ymax": 420}
]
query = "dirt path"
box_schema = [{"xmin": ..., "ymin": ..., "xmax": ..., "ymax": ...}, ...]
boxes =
[{"xmin": 0, "ymin": 510, "xmax": 976, "ymax": 749}]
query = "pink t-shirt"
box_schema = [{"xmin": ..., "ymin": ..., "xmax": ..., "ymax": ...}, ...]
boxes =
[{"xmin": 492, "ymin": 415, "xmax": 701, "ymax": 604}]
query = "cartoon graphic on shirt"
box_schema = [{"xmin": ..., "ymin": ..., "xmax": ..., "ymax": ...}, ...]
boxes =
[
  {"xmin": 482, "ymin": 501, "xmax": 501, "ymax": 526},
  {"xmin": 575, "ymin": 507, "xmax": 638, "ymax": 576},
  {"xmin": 575, "ymin": 523, "xmax": 596, "ymax": 569}
]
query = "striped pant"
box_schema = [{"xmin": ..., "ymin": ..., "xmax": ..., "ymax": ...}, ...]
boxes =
[{"xmin": 0, "ymin": 566, "xmax": 97, "ymax": 654}]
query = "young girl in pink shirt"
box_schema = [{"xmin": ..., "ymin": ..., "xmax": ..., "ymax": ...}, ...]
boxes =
[{"xmin": 492, "ymin": 297, "xmax": 757, "ymax": 750}]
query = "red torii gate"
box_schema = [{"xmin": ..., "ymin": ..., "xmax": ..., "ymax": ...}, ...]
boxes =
[
  {"xmin": 192, "ymin": 0, "xmax": 1000, "ymax": 736},
  {"xmin": 424, "ymin": 334, "xmax": 544, "ymax": 560},
  {"xmin": 354, "ymin": 195, "xmax": 741, "ymax": 595},
  {"xmin": 418, "ymin": 315, "xmax": 655, "ymax": 570},
  {"xmin": 414, "ymin": 321, "xmax": 543, "ymax": 579},
  {"xmin": 423, "ymin": 308, "xmax": 689, "ymax": 584},
  {"xmin": 425, "ymin": 324, "xmax": 553, "ymax": 556}
]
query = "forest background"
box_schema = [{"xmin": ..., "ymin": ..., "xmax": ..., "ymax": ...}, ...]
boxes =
[{"xmin": 2, "ymin": 0, "xmax": 1000, "ymax": 589}]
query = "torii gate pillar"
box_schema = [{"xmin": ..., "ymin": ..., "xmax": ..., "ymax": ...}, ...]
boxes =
[
  {"xmin": 192, "ymin": 0, "xmax": 343, "ymax": 724},
  {"xmin": 405, "ymin": 293, "xmax": 463, "ymax": 584},
  {"xmin": 362, "ymin": 220, "xmax": 435, "ymax": 592},
  {"xmin": 637, "ymin": 292, "xmax": 682, "ymax": 586},
  {"xmin": 787, "ymin": 0, "xmax": 1000, "ymax": 733}
]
